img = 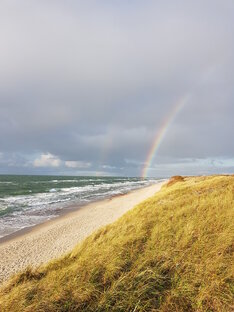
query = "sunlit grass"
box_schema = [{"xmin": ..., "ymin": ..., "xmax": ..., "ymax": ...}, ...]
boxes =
[{"xmin": 0, "ymin": 175, "xmax": 233, "ymax": 311}]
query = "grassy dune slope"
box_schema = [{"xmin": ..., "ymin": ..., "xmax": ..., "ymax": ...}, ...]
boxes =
[{"xmin": 0, "ymin": 175, "xmax": 233, "ymax": 311}]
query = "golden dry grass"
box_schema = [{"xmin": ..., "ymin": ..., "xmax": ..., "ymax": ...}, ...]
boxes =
[
  {"xmin": 0, "ymin": 175, "xmax": 233, "ymax": 311},
  {"xmin": 166, "ymin": 175, "xmax": 185, "ymax": 186}
]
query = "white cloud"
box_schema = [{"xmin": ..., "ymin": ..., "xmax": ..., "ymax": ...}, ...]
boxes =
[
  {"xmin": 33, "ymin": 153, "xmax": 61, "ymax": 167},
  {"xmin": 102, "ymin": 165, "xmax": 117, "ymax": 169},
  {"xmin": 65, "ymin": 160, "xmax": 91, "ymax": 169}
]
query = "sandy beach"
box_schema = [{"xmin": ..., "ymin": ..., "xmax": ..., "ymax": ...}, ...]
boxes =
[{"xmin": 0, "ymin": 182, "xmax": 164, "ymax": 284}]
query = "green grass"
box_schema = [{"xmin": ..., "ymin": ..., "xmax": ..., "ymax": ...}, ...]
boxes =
[{"xmin": 0, "ymin": 175, "xmax": 233, "ymax": 311}]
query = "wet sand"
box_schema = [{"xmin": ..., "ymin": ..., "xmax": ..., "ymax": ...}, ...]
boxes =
[{"xmin": 0, "ymin": 182, "xmax": 165, "ymax": 283}]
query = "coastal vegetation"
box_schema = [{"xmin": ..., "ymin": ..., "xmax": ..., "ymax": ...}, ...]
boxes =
[{"xmin": 0, "ymin": 175, "xmax": 233, "ymax": 311}]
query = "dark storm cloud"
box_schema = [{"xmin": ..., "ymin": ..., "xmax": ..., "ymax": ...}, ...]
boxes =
[{"xmin": 0, "ymin": 0, "xmax": 233, "ymax": 176}]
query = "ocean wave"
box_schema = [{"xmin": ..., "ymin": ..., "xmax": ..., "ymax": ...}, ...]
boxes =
[
  {"xmin": 30, "ymin": 179, "xmax": 96, "ymax": 184},
  {"xmin": 1, "ymin": 179, "xmax": 160, "ymax": 210},
  {"xmin": 0, "ymin": 177, "xmax": 162, "ymax": 239},
  {"xmin": 49, "ymin": 188, "xmax": 58, "ymax": 192}
]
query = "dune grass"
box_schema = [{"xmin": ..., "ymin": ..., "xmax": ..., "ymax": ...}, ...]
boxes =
[{"xmin": 0, "ymin": 175, "xmax": 233, "ymax": 311}]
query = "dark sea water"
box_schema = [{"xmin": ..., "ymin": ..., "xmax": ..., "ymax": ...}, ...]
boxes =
[{"xmin": 0, "ymin": 175, "xmax": 163, "ymax": 239}]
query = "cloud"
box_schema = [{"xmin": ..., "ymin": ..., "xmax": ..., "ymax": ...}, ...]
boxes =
[
  {"xmin": 65, "ymin": 161, "xmax": 91, "ymax": 169},
  {"xmin": 33, "ymin": 153, "xmax": 61, "ymax": 168},
  {"xmin": 33, "ymin": 155, "xmax": 92, "ymax": 169},
  {"xmin": 143, "ymin": 157, "xmax": 234, "ymax": 177}
]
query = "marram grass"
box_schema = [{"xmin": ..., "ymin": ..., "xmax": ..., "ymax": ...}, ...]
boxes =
[{"xmin": 0, "ymin": 175, "xmax": 233, "ymax": 311}]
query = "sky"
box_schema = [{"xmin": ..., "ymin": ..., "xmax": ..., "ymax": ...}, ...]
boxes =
[{"xmin": 0, "ymin": 0, "xmax": 233, "ymax": 177}]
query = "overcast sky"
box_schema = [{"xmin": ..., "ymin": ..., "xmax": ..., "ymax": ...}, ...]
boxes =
[{"xmin": 0, "ymin": 0, "xmax": 233, "ymax": 177}]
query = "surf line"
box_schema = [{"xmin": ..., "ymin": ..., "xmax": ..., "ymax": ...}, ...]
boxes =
[{"xmin": 142, "ymin": 94, "xmax": 190, "ymax": 178}]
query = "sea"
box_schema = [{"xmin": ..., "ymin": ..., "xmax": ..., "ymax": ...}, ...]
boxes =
[{"xmin": 0, "ymin": 175, "xmax": 163, "ymax": 239}]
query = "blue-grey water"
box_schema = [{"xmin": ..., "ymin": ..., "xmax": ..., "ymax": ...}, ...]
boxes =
[{"xmin": 0, "ymin": 175, "xmax": 163, "ymax": 239}]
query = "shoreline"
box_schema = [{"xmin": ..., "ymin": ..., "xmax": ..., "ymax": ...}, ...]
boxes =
[
  {"xmin": 0, "ymin": 181, "xmax": 165, "ymax": 284},
  {"xmin": 0, "ymin": 198, "xmax": 102, "ymax": 245},
  {"xmin": 0, "ymin": 182, "xmax": 162, "ymax": 245},
  {"xmin": 0, "ymin": 181, "xmax": 164, "ymax": 245}
]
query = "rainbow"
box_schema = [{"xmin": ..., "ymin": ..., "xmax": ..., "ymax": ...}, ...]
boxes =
[{"xmin": 141, "ymin": 94, "xmax": 190, "ymax": 178}]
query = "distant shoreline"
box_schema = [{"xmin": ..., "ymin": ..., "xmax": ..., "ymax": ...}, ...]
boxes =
[{"xmin": 0, "ymin": 181, "xmax": 166, "ymax": 283}]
